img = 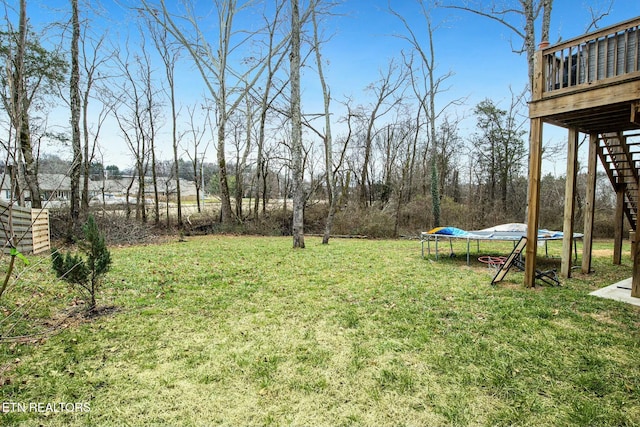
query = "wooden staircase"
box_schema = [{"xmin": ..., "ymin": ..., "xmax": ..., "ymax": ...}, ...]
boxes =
[{"xmin": 597, "ymin": 133, "xmax": 640, "ymax": 230}]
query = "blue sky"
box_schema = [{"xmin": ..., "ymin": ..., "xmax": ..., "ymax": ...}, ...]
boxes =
[{"xmin": 18, "ymin": 1, "xmax": 640, "ymax": 173}]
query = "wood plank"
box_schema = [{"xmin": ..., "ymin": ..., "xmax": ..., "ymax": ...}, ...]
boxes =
[
  {"xmin": 31, "ymin": 209, "xmax": 50, "ymax": 255},
  {"xmin": 582, "ymin": 133, "xmax": 598, "ymax": 273},
  {"xmin": 544, "ymin": 17, "xmax": 640, "ymax": 54},
  {"xmin": 0, "ymin": 201, "xmax": 50, "ymax": 255},
  {"xmin": 562, "ymin": 128, "xmax": 579, "ymax": 278},
  {"xmin": 614, "ymin": 187, "xmax": 625, "ymax": 265},
  {"xmin": 632, "ymin": 101, "xmax": 640, "ymax": 125},
  {"xmin": 532, "ymin": 50, "xmax": 544, "ymax": 100},
  {"xmin": 525, "ymin": 118, "xmax": 543, "ymax": 288},
  {"xmin": 634, "ymin": 183, "xmax": 640, "ymax": 297},
  {"xmin": 530, "ymin": 79, "xmax": 640, "ymax": 119}
]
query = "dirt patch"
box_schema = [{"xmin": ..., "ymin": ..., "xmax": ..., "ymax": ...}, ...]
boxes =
[
  {"xmin": 588, "ymin": 312, "xmax": 618, "ymax": 326},
  {"xmin": 592, "ymin": 249, "xmax": 615, "ymax": 257},
  {"xmin": 1, "ymin": 303, "xmax": 120, "ymax": 345}
]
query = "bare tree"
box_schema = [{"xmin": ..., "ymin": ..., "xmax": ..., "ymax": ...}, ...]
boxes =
[
  {"xmin": 290, "ymin": 0, "xmax": 305, "ymax": 248},
  {"xmin": 14, "ymin": 0, "xmax": 33, "ymax": 208},
  {"xmin": 309, "ymin": 2, "xmax": 340, "ymax": 244},
  {"xmin": 251, "ymin": 0, "xmax": 289, "ymax": 219},
  {"xmin": 111, "ymin": 39, "xmax": 162, "ymax": 223},
  {"xmin": 391, "ymin": 0, "xmax": 463, "ymax": 226},
  {"xmin": 80, "ymin": 30, "xmax": 111, "ymax": 215},
  {"xmin": 438, "ymin": 0, "xmax": 553, "ymax": 90},
  {"xmin": 114, "ymin": 28, "xmax": 162, "ymax": 224},
  {"xmin": 140, "ymin": 0, "xmax": 298, "ymax": 225},
  {"xmin": 146, "ymin": 12, "xmax": 183, "ymax": 226},
  {"xmin": 584, "ymin": 1, "xmax": 614, "ymax": 32},
  {"xmin": 435, "ymin": 115, "xmax": 463, "ymax": 200},
  {"xmin": 69, "ymin": 0, "xmax": 81, "ymax": 237},
  {"xmin": 233, "ymin": 93, "xmax": 254, "ymax": 220},
  {"xmin": 357, "ymin": 60, "xmax": 406, "ymax": 207},
  {"xmin": 377, "ymin": 117, "xmax": 416, "ymax": 235},
  {"xmin": 140, "ymin": 41, "xmax": 161, "ymax": 225},
  {"xmin": 183, "ymin": 103, "xmax": 209, "ymax": 213}
]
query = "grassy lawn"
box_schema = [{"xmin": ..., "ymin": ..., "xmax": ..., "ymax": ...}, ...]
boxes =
[{"xmin": 1, "ymin": 236, "xmax": 639, "ymax": 426}]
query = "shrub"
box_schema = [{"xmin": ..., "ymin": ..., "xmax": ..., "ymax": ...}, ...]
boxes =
[{"xmin": 51, "ymin": 215, "xmax": 112, "ymax": 312}]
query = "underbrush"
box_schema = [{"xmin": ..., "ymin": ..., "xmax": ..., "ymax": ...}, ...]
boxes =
[{"xmin": 48, "ymin": 198, "xmax": 621, "ymax": 246}]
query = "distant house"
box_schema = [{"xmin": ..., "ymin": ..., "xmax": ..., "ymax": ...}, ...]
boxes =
[
  {"xmin": 95, "ymin": 177, "xmax": 198, "ymax": 199},
  {"xmin": 0, "ymin": 173, "xmax": 198, "ymax": 207},
  {"xmin": 39, "ymin": 173, "xmax": 100, "ymax": 201},
  {"xmin": 0, "ymin": 173, "xmax": 100, "ymax": 207},
  {"xmin": 0, "ymin": 176, "xmax": 11, "ymax": 201}
]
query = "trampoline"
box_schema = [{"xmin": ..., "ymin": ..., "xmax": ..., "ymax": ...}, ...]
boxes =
[{"xmin": 420, "ymin": 223, "xmax": 583, "ymax": 265}]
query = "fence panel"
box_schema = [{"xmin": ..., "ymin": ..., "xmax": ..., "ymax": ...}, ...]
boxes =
[
  {"xmin": 31, "ymin": 209, "xmax": 50, "ymax": 255},
  {"xmin": 0, "ymin": 201, "xmax": 50, "ymax": 255}
]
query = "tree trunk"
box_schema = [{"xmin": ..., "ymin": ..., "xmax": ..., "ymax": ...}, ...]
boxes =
[
  {"xmin": 291, "ymin": 0, "xmax": 304, "ymax": 248},
  {"xmin": 171, "ymin": 89, "xmax": 182, "ymax": 226},
  {"xmin": 19, "ymin": 116, "xmax": 40, "ymax": 209},
  {"xmin": 81, "ymin": 96, "xmax": 91, "ymax": 214},
  {"xmin": 254, "ymin": 114, "xmax": 266, "ymax": 218},
  {"xmin": 193, "ymin": 155, "xmax": 201, "ymax": 213},
  {"xmin": 125, "ymin": 176, "xmax": 134, "ymax": 220},
  {"xmin": 16, "ymin": 0, "xmax": 41, "ymax": 209},
  {"xmin": 312, "ymin": 6, "xmax": 336, "ymax": 245},
  {"xmin": 217, "ymin": 109, "xmax": 233, "ymax": 223},
  {"xmin": 70, "ymin": 0, "xmax": 82, "ymax": 237},
  {"xmin": 151, "ymin": 141, "xmax": 159, "ymax": 224}
]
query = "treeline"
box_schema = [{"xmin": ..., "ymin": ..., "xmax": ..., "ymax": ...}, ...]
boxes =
[{"xmin": 0, "ymin": 0, "xmax": 619, "ymax": 242}]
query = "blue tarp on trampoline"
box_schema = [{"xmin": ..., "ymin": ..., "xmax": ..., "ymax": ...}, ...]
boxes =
[{"xmin": 421, "ymin": 223, "xmax": 582, "ymax": 264}]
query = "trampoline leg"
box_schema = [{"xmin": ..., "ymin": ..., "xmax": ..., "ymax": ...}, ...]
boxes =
[
  {"xmin": 435, "ymin": 237, "xmax": 439, "ymax": 260},
  {"xmin": 467, "ymin": 239, "xmax": 470, "ymax": 265}
]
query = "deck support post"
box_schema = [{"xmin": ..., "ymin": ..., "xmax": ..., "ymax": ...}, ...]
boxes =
[
  {"xmin": 614, "ymin": 185, "xmax": 626, "ymax": 265},
  {"xmin": 525, "ymin": 118, "xmax": 543, "ymax": 288},
  {"xmin": 632, "ymin": 101, "xmax": 640, "ymax": 125},
  {"xmin": 633, "ymin": 183, "xmax": 640, "ymax": 297},
  {"xmin": 561, "ymin": 128, "xmax": 579, "ymax": 278},
  {"xmin": 582, "ymin": 133, "xmax": 598, "ymax": 274}
]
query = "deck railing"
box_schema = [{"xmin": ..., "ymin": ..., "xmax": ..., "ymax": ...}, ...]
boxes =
[{"xmin": 536, "ymin": 17, "xmax": 640, "ymax": 99}]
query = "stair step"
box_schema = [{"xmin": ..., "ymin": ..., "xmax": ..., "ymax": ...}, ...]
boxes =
[{"xmin": 599, "ymin": 132, "xmax": 639, "ymax": 230}]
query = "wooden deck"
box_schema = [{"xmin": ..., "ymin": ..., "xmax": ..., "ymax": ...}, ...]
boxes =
[
  {"xmin": 526, "ymin": 17, "xmax": 640, "ymax": 294},
  {"xmin": 529, "ymin": 16, "xmax": 640, "ymax": 134}
]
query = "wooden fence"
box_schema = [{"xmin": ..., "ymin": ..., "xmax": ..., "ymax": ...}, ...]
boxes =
[{"xmin": 0, "ymin": 201, "xmax": 50, "ymax": 255}]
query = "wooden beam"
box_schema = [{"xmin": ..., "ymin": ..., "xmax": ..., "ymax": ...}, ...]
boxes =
[
  {"xmin": 634, "ymin": 182, "xmax": 640, "ymax": 298},
  {"xmin": 532, "ymin": 50, "xmax": 544, "ymax": 101},
  {"xmin": 542, "ymin": 17, "xmax": 640, "ymax": 55},
  {"xmin": 633, "ymin": 243, "xmax": 640, "ymax": 298},
  {"xmin": 613, "ymin": 186, "xmax": 625, "ymax": 265},
  {"xmin": 530, "ymin": 80, "xmax": 640, "ymax": 118},
  {"xmin": 525, "ymin": 118, "xmax": 543, "ymax": 287},
  {"xmin": 632, "ymin": 101, "xmax": 640, "ymax": 125},
  {"xmin": 582, "ymin": 133, "xmax": 598, "ymax": 274},
  {"xmin": 561, "ymin": 128, "xmax": 579, "ymax": 278}
]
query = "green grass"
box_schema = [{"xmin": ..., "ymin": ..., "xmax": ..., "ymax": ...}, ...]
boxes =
[{"xmin": 1, "ymin": 236, "xmax": 639, "ymax": 426}]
